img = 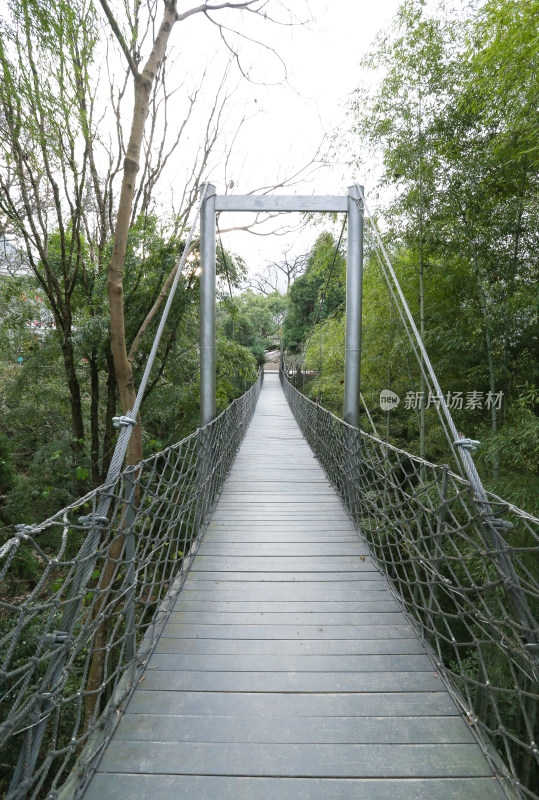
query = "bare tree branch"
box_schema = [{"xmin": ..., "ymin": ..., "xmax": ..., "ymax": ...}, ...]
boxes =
[
  {"xmin": 176, "ymin": 1, "xmax": 265, "ymax": 23},
  {"xmin": 97, "ymin": 0, "xmax": 139, "ymax": 78}
]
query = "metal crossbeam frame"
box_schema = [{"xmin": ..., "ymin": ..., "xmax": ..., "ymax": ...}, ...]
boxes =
[
  {"xmin": 200, "ymin": 184, "xmax": 364, "ymax": 426},
  {"xmin": 214, "ymin": 195, "xmax": 348, "ymax": 212}
]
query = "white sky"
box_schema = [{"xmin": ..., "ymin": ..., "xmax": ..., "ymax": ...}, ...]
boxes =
[{"xmin": 166, "ymin": 0, "xmax": 403, "ymax": 282}]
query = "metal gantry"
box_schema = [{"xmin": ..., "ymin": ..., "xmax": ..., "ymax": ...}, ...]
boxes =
[{"xmin": 199, "ymin": 185, "xmax": 364, "ymax": 426}]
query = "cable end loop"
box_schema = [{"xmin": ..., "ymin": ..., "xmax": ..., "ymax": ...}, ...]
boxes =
[{"xmin": 112, "ymin": 416, "xmax": 137, "ymax": 429}]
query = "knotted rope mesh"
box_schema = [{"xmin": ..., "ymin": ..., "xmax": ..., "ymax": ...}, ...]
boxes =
[
  {"xmin": 0, "ymin": 373, "xmax": 262, "ymax": 800},
  {"xmin": 281, "ymin": 369, "xmax": 539, "ymax": 799}
]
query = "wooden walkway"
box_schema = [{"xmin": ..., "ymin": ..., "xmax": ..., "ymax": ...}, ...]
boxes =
[{"xmin": 84, "ymin": 373, "xmax": 507, "ymax": 800}]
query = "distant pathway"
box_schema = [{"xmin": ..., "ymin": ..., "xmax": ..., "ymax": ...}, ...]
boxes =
[{"xmin": 83, "ymin": 373, "xmax": 507, "ymax": 800}]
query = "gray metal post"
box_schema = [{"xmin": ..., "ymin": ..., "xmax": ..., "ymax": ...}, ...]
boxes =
[
  {"xmin": 344, "ymin": 184, "xmax": 364, "ymax": 427},
  {"xmin": 200, "ymin": 182, "xmax": 216, "ymax": 426}
]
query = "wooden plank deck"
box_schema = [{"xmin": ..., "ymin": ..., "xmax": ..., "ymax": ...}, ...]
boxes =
[{"xmin": 83, "ymin": 373, "xmax": 507, "ymax": 800}]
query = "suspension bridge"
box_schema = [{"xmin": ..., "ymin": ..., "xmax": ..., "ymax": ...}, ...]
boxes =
[{"xmin": 0, "ymin": 187, "xmax": 537, "ymax": 800}]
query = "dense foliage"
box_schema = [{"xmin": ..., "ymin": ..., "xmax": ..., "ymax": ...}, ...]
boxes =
[
  {"xmin": 0, "ymin": 224, "xmax": 257, "ymax": 531},
  {"xmin": 282, "ymin": 232, "xmax": 346, "ymax": 353},
  {"xmin": 218, "ymin": 289, "xmax": 287, "ymax": 365},
  {"xmin": 286, "ymin": 0, "xmax": 539, "ymax": 514},
  {"xmin": 0, "ymin": 0, "xmax": 267, "ymax": 532}
]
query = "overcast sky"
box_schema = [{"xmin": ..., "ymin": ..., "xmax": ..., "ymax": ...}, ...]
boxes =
[{"xmin": 172, "ymin": 0, "xmax": 404, "ymax": 282}]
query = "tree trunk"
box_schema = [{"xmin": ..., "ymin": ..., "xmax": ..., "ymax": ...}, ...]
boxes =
[
  {"xmin": 60, "ymin": 337, "xmax": 85, "ymax": 444},
  {"xmin": 101, "ymin": 352, "xmax": 117, "ymax": 482},
  {"xmin": 453, "ymin": 194, "xmax": 499, "ymax": 480},
  {"xmin": 59, "ymin": 333, "xmax": 86, "ymax": 494},
  {"xmin": 86, "ymin": 1, "xmax": 179, "ymax": 733},
  {"xmin": 106, "ymin": 4, "xmax": 177, "ymax": 468},
  {"xmin": 474, "ymin": 256, "xmax": 499, "ymax": 480},
  {"xmin": 502, "ymin": 165, "xmax": 528, "ymax": 421},
  {"xmin": 89, "ymin": 354, "xmax": 100, "ymax": 487}
]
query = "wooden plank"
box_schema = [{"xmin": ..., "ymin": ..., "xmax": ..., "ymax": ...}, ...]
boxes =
[
  {"xmin": 192, "ymin": 554, "xmax": 373, "ymax": 564},
  {"xmin": 169, "ymin": 600, "xmax": 401, "ymax": 613},
  {"xmin": 153, "ymin": 637, "xmax": 425, "ymax": 656},
  {"xmin": 146, "ymin": 653, "xmax": 433, "ymax": 672},
  {"xmin": 185, "ymin": 573, "xmax": 386, "ymax": 582},
  {"xmin": 113, "ymin": 714, "xmax": 474, "ymax": 744},
  {"xmin": 206, "ymin": 524, "xmax": 356, "ymax": 530},
  {"xmin": 160, "ymin": 623, "xmax": 416, "ymax": 640},
  {"xmin": 197, "ymin": 544, "xmax": 367, "ymax": 555},
  {"xmin": 126, "ymin": 690, "xmax": 460, "ymax": 717},
  {"xmin": 180, "ymin": 587, "xmax": 393, "ymax": 600},
  {"xmin": 181, "ymin": 582, "xmax": 390, "ymax": 595},
  {"xmin": 211, "ymin": 496, "xmax": 346, "ymax": 501},
  {"xmin": 84, "ymin": 775, "xmax": 508, "ymax": 800},
  {"xmin": 166, "ymin": 612, "xmax": 406, "ymax": 626},
  {"xmin": 139, "ymin": 670, "xmax": 443, "ymax": 692},
  {"xmin": 190, "ymin": 560, "xmax": 375, "ymax": 572},
  {"xmin": 224, "ymin": 474, "xmax": 329, "ymax": 481},
  {"xmin": 204, "ymin": 529, "xmax": 358, "ymax": 534},
  {"xmin": 224, "ymin": 483, "xmax": 332, "ymax": 489},
  {"xmin": 210, "ymin": 513, "xmax": 352, "ymax": 520},
  {"xmin": 204, "ymin": 526, "xmax": 358, "ymax": 532},
  {"xmin": 203, "ymin": 520, "xmax": 355, "ymax": 529},
  {"xmin": 96, "ymin": 741, "xmax": 493, "ymax": 777},
  {"xmin": 202, "ymin": 535, "xmax": 361, "ymax": 543}
]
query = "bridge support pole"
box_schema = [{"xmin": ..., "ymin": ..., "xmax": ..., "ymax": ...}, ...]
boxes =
[
  {"xmin": 200, "ymin": 182, "xmax": 217, "ymax": 426},
  {"xmin": 344, "ymin": 185, "xmax": 364, "ymax": 427}
]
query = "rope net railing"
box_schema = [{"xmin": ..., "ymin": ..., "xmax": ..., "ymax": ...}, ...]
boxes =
[
  {"xmin": 280, "ymin": 368, "xmax": 539, "ymax": 799},
  {"xmin": 0, "ymin": 371, "xmax": 262, "ymax": 800}
]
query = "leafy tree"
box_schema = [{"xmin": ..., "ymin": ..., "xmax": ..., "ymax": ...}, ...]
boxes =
[
  {"xmin": 312, "ymin": 0, "xmax": 539, "ymax": 508},
  {"xmin": 97, "ymin": 0, "xmax": 304, "ymax": 467},
  {"xmin": 283, "ymin": 231, "xmax": 346, "ymax": 352},
  {"xmin": 0, "ymin": 0, "xmax": 100, "ymax": 484},
  {"xmin": 469, "ymin": 0, "xmax": 539, "ymax": 168},
  {"xmin": 0, "ymin": 220, "xmax": 257, "ymax": 528},
  {"xmin": 219, "ymin": 290, "xmax": 287, "ymax": 365},
  {"xmin": 0, "ymin": 0, "xmax": 299, "ymax": 496},
  {"xmin": 0, "ymin": 432, "xmax": 15, "ymax": 526}
]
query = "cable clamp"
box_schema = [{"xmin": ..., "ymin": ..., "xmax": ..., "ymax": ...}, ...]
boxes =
[
  {"xmin": 454, "ymin": 437, "xmax": 481, "ymax": 452},
  {"xmin": 78, "ymin": 514, "xmax": 109, "ymax": 527},
  {"xmin": 14, "ymin": 524, "xmax": 34, "ymax": 538},
  {"xmin": 112, "ymin": 415, "xmax": 137, "ymax": 429},
  {"xmin": 488, "ymin": 518, "xmax": 514, "ymax": 531},
  {"xmin": 44, "ymin": 630, "xmax": 70, "ymax": 648}
]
